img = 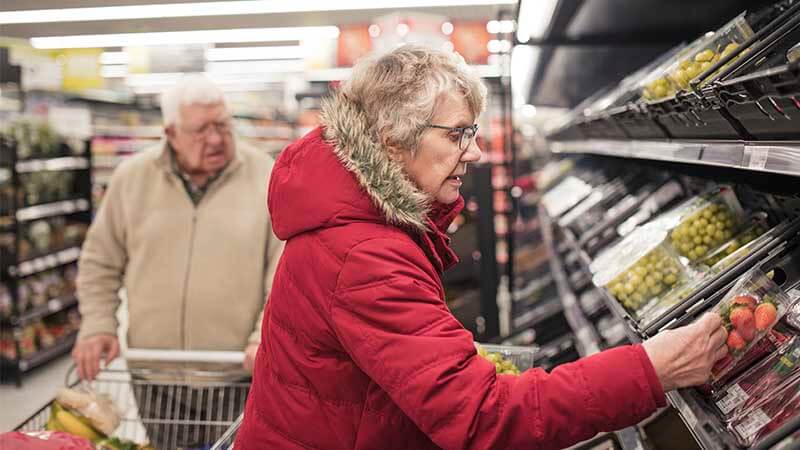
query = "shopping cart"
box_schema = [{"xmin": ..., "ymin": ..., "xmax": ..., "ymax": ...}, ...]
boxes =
[{"xmin": 15, "ymin": 349, "xmax": 250, "ymax": 450}]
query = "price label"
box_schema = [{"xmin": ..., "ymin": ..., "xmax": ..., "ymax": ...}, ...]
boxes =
[
  {"xmin": 734, "ymin": 409, "xmax": 771, "ymax": 440},
  {"xmin": 716, "ymin": 383, "xmax": 748, "ymax": 414},
  {"xmin": 749, "ymin": 148, "xmax": 769, "ymax": 170}
]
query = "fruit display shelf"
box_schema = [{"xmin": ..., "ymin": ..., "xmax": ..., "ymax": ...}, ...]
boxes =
[{"xmin": 550, "ymin": 139, "xmax": 800, "ymax": 179}]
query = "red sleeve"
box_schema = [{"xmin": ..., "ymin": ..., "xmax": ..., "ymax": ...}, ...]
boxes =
[{"xmin": 331, "ymin": 239, "xmax": 665, "ymax": 450}]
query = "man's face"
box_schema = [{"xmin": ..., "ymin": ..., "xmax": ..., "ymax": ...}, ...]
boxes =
[{"xmin": 166, "ymin": 102, "xmax": 234, "ymax": 178}]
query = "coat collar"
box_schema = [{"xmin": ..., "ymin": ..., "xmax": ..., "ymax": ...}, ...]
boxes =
[{"xmin": 153, "ymin": 137, "xmax": 245, "ymax": 183}]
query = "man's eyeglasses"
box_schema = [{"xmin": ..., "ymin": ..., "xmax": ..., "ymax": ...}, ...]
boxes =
[
  {"xmin": 182, "ymin": 120, "xmax": 232, "ymax": 140},
  {"xmin": 427, "ymin": 123, "xmax": 478, "ymax": 151}
]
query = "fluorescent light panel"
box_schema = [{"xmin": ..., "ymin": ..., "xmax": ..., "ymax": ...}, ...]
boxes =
[
  {"xmin": 30, "ymin": 26, "xmax": 340, "ymax": 49},
  {"xmin": 99, "ymin": 51, "xmax": 128, "ymax": 65},
  {"xmin": 205, "ymin": 45, "xmax": 305, "ymax": 62},
  {"xmin": 2, "ymin": 0, "xmax": 516, "ymax": 25},
  {"xmin": 516, "ymin": 0, "xmax": 558, "ymax": 43}
]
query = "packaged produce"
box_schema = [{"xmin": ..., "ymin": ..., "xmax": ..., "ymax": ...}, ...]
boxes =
[
  {"xmin": 617, "ymin": 180, "xmax": 685, "ymax": 237},
  {"xmin": 642, "ymin": 13, "xmax": 754, "ymax": 100},
  {"xmin": 710, "ymin": 268, "xmax": 794, "ymax": 384},
  {"xmin": 729, "ymin": 371, "xmax": 800, "ymax": 447},
  {"xmin": 697, "ymin": 213, "xmax": 769, "ymax": 268},
  {"xmin": 665, "ymin": 187, "xmax": 745, "ymax": 263},
  {"xmin": 714, "ymin": 335, "xmax": 800, "ymax": 420},
  {"xmin": 476, "ymin": 343, "xmax": 536, "ymax": 374},
  {"xmin": 591, "ymin": 223, "xmax": 688, "ymax": 312},
  {"xmin": 541, "ymin": 176, "xmax": 592, "ymax": 218}
]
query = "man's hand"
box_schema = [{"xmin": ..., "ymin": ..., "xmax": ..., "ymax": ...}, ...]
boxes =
[
  {"xmin": 244, "ymin": 343, "xmax": 259, "ymax": 374},
  {"xmin": 71, "ymin": 334, "xmax": 119, "ymax": 381},
  {"xmin": 643, "ymin": 313, "xmax": 728, "ymax": 392}
]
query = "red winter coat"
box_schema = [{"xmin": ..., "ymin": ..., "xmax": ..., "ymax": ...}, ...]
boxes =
[{"xmin": 236, "ymin": 93, "xmax": 666, "ymax": 450}]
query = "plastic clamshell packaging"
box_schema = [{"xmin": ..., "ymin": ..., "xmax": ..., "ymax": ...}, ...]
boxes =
[
  {"xmin": 710, "ymin": 268, "xmax": 794, "ymax": 384},
  {"xmin": 476, "ymin": 343, "xmax": 537, "ymax": 374},
  {"xmin": 642, "ymin": 13, "xmax": 754, "ymax": 100},
  {"xmin": 540, "ymin": 176, "xmax": 593, "ymax": 218},
  {"xmin": 661, "ymin": 186, "xmax": 746, "ymax": 264},
  {"xmin": 714, "ymin": 335, "xmax": 800, "ymax": 421},
  {"xmin": 591, "ymin": 222, "xmax": 688, "ymax": 313},
  {"xmin": 697, "ymin": 213, "xmax": 769, "ymax": 269},
  {"xmin": 729, "ymin": 371, "xmax": 800, "ymax": 447}
]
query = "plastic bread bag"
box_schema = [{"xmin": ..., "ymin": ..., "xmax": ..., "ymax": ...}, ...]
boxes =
[
  {"xmin": 52, "ymin": 387, "xmax": 121, "ymax": 437},
  {"xmin": 710, "ymin": 268, "xmax": 794, "ymax": 385},
  {"xmin": 713, "ymin": 335, "xmax": 800, "ymax": 421}
]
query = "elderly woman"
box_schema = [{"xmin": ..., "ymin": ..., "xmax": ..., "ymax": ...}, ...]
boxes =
[{"xmin": 236, "ymin": 45, "xmax": 727, "ymax": 450}]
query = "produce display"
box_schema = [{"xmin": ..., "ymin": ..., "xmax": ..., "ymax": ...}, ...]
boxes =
[
  {"xmin": 476, "ymin": 343, "xmax": 534, "ymax": 375},
  {"xmin": 592, "ymin": 223, "xmax": 687, "ymax": 313},
  {"xmin": 729, "ymin": 372, "xmax": 800, "ymax": 447},
  {"xmin": 711, "ymin": 268, "xmax": 793, "ymax": 383},
  {"xmin": 699, "ymin": 218, "xmax": 769, "ymax": 268},
  {"xmin": 715, "ymin": 336, "xmax": 800, "ymax": 421},
  {"xmin": 669, "ymin": 201, "xmax": 739, "ymax": 262},
  {"xmin": 640, "ymin": 13, "xmax": 753, "ymax": 100}
]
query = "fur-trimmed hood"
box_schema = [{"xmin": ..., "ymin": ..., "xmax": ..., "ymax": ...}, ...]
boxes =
[
  {"xmin": 269, "ymin": 92, "xmax": 466, "ymax": 245},
  {"xmin": 320, "ymin": 92, "xmax": 431, "ymax": 231}
]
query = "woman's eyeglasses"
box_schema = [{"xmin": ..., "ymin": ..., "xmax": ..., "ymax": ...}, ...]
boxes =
[{"xmin": 427, "ymin": 123, "xmax": 478, "ymax": 151}]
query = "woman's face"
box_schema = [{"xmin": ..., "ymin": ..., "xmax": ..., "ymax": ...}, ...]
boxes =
[{"xmin": 397, "ymin": 92, "xmax": 482, "ymax": 204}]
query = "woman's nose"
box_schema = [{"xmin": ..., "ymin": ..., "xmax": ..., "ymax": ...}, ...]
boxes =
[{"xmin": 461, "ymin": 139, "xmax": 482, "ymax": 162}]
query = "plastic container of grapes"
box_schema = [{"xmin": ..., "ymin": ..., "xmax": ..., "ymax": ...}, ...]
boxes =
[
  {"xmin": 709, "ymin": 267, "xmax": 793, "ymax": 385},
  {"xmin": 591, "ymin": 222, "xmax": 689, "ymax": 313},
  {"xmin": 697, "ymin": 212, "xmax": 770, "ymax": 269},
  {"xmin": 476, "ymin": 343, "xmax": 537, "ymax": 373},
  {"xmin": 658, "ymin": 186, "xmax": 746, "ymax": 264},
  {"xmin": 652, "ymin": 13, "xmax": 754, "ymax": 99}
]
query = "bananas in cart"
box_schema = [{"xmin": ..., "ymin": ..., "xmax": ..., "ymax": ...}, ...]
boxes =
[{"xmin": 45, "ymin": 387, "xmax": 156, "ymax": 450}]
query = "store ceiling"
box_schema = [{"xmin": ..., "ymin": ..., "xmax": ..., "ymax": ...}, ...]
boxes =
[{"xmin": 0, "ymin": 1, "xmax": 510, "ymax": 39}]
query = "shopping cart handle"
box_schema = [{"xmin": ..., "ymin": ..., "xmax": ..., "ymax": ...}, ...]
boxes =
[{"xmin": 124, "ymin": 348, "xmax": 246, "ymax": 364}]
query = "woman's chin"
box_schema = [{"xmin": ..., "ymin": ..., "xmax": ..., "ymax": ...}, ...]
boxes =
[{"xmin": 434, "ymin": 188, "xmax": 461, "ymax": 205}]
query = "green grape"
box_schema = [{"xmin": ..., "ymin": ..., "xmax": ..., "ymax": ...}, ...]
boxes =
[
  {"xmin": 724, "ymin": 230, "xmax": 734, "ymax": 240},
  {"xmin": 629, "ymin": 274, "xmax": 642, "ymax": 285},
  {"xmin": 688, "ymin": 227, "xmax": 698, "ymax": 237},
  {"xmin": 697, "ymin": 218, "xmax": 708, "ymax": 227},
  {"xmin": 694, "ymin": 236, "xmax": 703, "ymax": 245},
  {"xmin": 653, "ymin": 271, "xmax": 663, "ymax": 282},
  {"xmin": 702, "ymin": 209, "xmax": 713, "ymax": 220},
  {"xmin": 688, "ymin": 250, "xmax": 698, "ymax": 260},
  {"xmin": 645, "ymin": 276, "xmax": 656, "ymax": 287},
  {"xmin": 703, "ymin": 235, "xmax": 713, "ymax": 245},
  {"xmin": 696, "ymin": 245, "xmax": 708, "ymax": 256},
  {"xmin": 631, "ymin": 292, "xmax": 644, "ymax": 304},
  {"xmin": 635, "ymin": 266, "xmax": 647, "ymax": 277},
  {"xmin": 706, "ymin": 224, "xmax": 717, "ymax": 234},
  {"xmin": 714, "ymin": 230, "xmax": 725, "ymax": 241},
  {"xmin": 650, "ymin": 285, "xmax": 663, "ymax": 296},
  {"xmin": 665, "ymin": 273, "xmax": 678, "ymax": 285},
  {"xmin": 624, "ymin": 283, "xmax": 635, "ymax": 294},
  {"xmin": 695, "ymin": 49, "xmax": 715, "ymax": 62}
]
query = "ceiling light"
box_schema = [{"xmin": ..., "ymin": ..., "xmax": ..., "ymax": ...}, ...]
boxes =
[
  {"xmin": 516, "ymin": 0, "xmax": 558, "ymax": 43},
  {"xmin": 368, "ymin": 24, "xmax": 381, "ymax": 38},
  {"xmin": 31, "ymin": 26, "xmax": 340, "ymax": 49},
  {"xmin": 441, "ymin": 22, "xmax": 454, "ymax": 36},
  {"xmin": 100, "ymin": 65, "xmax": 128, "ymax": 78},
  {"xmin": 205, "ymin": 60, "xmax": 305, "ymax": 74},
  {"xmin": 396, "ymin": 23, "xmax": 410, "ymax": 37},
  {"xmin": 442, "ymin": 41, "xmax": 455, "ymax": 52},
  {"xmin": 205, "ymin": 45, "xmax": 305, "ymax": 61},
  {"xmin": 2, "ymin": 0, "xmax": 516, "ymax": 25},
  {"xmin": 99, "ymin": 51, "xmax": 128, "ymax": 65}
]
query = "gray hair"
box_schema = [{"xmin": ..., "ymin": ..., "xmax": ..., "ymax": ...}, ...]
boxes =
[
  {"xmin": 341, "ymin": 44, "xmax": 487, "ymax": 153},
  {"xmin": 160, "ymin": 74, "xmax": 228, "ymax": 126}
]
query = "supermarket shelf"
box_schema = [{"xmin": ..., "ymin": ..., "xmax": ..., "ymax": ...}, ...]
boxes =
[
  {"xmin": 666, "ymin": 390, "xmax": 739, "ymax": 450},
  {"xmin": 538, "ymin": 204, "xmax": 602, "ymax": 356},
  {"xmin": 16, "ymin": 157, "xmax": 90, "ymax": 173},
  {"xmin": 550, "ymin": 140, "xmax": 800, "ymax": 178},
  {"xmin": 15, "ymin": 199, "xmax": 90, "ymax": 222},
  {"xmin": 17, "ymin": 332, "xmax": 77, "ymax": 373},
  {"xmin": 9, "ymin": 247, "xmax": 81, "ymax": 278},
  {"xmin": 93, "ymin": 124, "xmax": 162, "ymax": 138},
  {"xmin": 12, "ymin": 295, "xmax": 78, "ymax": 327}
]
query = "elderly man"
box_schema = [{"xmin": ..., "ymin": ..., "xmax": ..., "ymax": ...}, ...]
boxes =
[{"xmin": 71, "ymin": 75, "xmax": 283, "ymax": 446}]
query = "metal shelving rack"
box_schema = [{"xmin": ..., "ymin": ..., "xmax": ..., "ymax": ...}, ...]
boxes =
[{"xmin": 0, "ymin": 134, "xmax": 92, "ymax": 386}]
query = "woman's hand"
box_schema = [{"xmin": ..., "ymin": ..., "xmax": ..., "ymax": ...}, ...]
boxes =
[{"xmin": 643, "ymin": 313, "xmax": 728, "ymax": 392}]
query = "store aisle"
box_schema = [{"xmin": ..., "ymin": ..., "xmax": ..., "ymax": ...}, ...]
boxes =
[{"xmin": 0, "ymin": 353, "xmax": 72, "ymax": 431}]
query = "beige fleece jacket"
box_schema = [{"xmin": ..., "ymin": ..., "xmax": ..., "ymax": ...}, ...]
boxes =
[{"xmin": 76, "ymin": 139, "xmax": 283, "ymax": 351}]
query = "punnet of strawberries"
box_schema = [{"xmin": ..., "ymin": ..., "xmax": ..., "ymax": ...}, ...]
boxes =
[
  {"xmin": 711, "ymin": 268, "xmax": 793, "ymax": 383},
  {"xmin": 729, "ymin": 371, "xmax": 800, "ymax": 447}
]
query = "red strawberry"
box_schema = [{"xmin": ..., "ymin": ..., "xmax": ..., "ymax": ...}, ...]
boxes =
[
  {"xmin": 731, "ymin": 294, "xmax": 757, "ymax": 311},
  {"xmin": 755, "ymin": 302, "xmax": 778, "ymax": 331},
  {"xmin": 738, "ymin": 321, "xmax": 756, "ymax": 342},
  {"xmin": 730, "ymin": 306, "xmax": 755, "ymax": 331},
  {"xmin": 727, "ymin": 330, "xmax": 746, "ymax": 352}
]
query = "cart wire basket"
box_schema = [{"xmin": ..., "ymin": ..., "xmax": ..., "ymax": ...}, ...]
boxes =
[{"xmin": 15, "ymin": 349, "xmax": 250, "ymax": 450}]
